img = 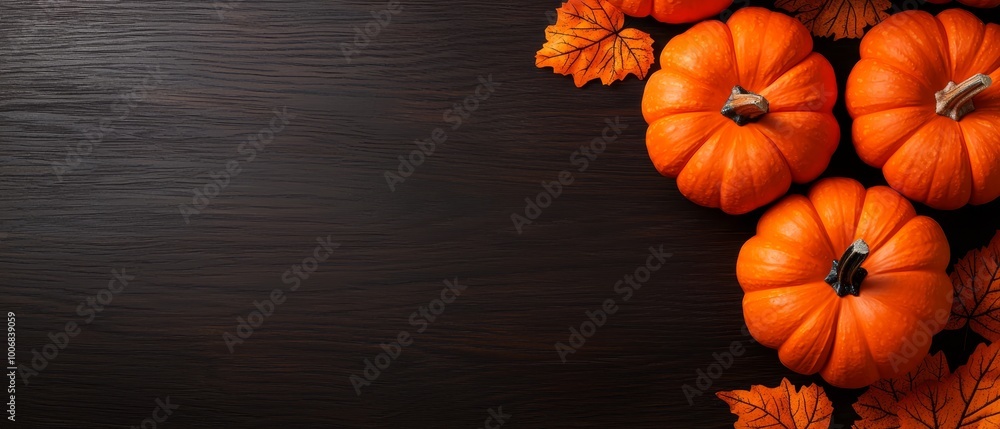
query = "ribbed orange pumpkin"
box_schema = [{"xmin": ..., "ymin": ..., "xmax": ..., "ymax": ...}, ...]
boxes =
[
  {"xmin": 926, "ymin": 0, "xmax": 1000, "ymax": 8},
  {"xmin": 737, "ymin": 178, "xmax": 953, "ymax": 388},
  {"xmin": 642, "ymin": 7, "xmax": 839, "ymax": 214},
  {"xmin": 846, "ymin": 9, "xmax": 1000, "ymax": 209},
  {"xmin": 607, "ymin": 0, "xmax": 732, "ymax": 24}
]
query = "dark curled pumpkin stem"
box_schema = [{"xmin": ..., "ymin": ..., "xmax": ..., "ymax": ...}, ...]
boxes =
[
  {"xmin": 721, "ymin": 85, "xmax": 768, "ymax": 126},
  {"xmin": 825, "ymin": 239, "xmax": 869, "ymax": 297},
  {"xmin": 936, "ymin": 74, "xmax": 992, "ymax": 121}
]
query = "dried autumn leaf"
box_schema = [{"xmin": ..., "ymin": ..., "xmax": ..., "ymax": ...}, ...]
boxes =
[
  {"xmin": 535, "ymin": 0, "xmax": 655, "ymax": 87},
  {"xmin": 898, "ymin": 341, "xmax": 1000, "ymax": 428},
  {"xmin": 716, "ymin": 377, "xmax": 833, "ymax": 429},
  {"xmin": 775, "ymin": 0, "xmax": 891, "ymax": 40},
  {"xmin": 948, "ymin": 231, "xmax": 1000, "ymax": 341},
  {"xmin": 853, "ymin": 352, "xmax": 950, "ymax": 429}
]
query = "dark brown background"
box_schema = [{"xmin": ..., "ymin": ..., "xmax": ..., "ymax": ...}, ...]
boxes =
[{"xmin": 1, "ymin": 0, "xmax": 998, "ymax": 427}]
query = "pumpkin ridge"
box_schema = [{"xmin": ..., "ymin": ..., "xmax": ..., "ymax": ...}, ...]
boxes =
[
  {"xmin": 855, "ymin": 107, "xmax": 936, "ymax": 168},
  {"xmin": 758, "ymin": 53, "xmax": 836, "ymax": 114},
  {"xmin": 968, "ymin": 92, "xmax": 1000, "ymax": 111},
  {"xmin": 864, "ymin": 218, "xmax": 948, "ymax": 275},
  {"xmin": 655, "ymin": 61, "xmax": 726, "ymax": 99},
  {"xmin": 806, "ymin": 182, "xmax": 859, "ymax": 258},
  {"xmin": 646, "ymin": 112, "xmax": 728, "ymax": 176},
  {"xmin": 780, "ymin": 295, "xmax": 840, "ymax": 374},
  {"xmin": 718, "ymin": 127, "xmax": 793, "ymax": 214},
  {"xmin": 744, "ymin": 284, "xmax": 832, "ymax": 349},
  {"xmin": 955, "ymin": 121, "xmax": 975, "ymax": 205},
  {"xmin": 658, "ymin": 21, "xmax": 737, "ymax": 87},
  {"xmin": 957, "ymin": 120, "xmax": 999, "ymax": 204},
  {"xmin": 808, "ymin": 197, "xmax": 841, "ymax": 262},
  {"xmin": 746, "ymin": 123, "xmax": 796, "ymax": 186},
  {"xmin": 758, "ymin": 11, "xmax": 798, "ymax": 91},
  {"xmin": 820, "ymin": 302, "xmax": 880, "ymax": 388},
  {"xmin": 762, "ymin": 58, "xmax": 814, "ymax": 103},
  {"xmin": 732, "ymin": 10, "xmax": 812, "ymax": 93},
  {"xmin": 755, "ymin": 112, "xmax": 840, "ymax": 184},
  {"xmin": 920, "ymin": 129, "xmax": 942, "ymax": 204},
  {"xmin": 724, "ymin": 23, "xmax": 739, "ymax": 88},
  {"xmin": 678, "ymin": 116, "xmax": 728, "ymax": 168},
  {"xmin": 863, "ymin": 11, "xmax": 952, "ymax": 91},
  {"xmin": 717, "ymin": 128, "xmax": 749, "ymax": 211},
  {"xmin": 940, "ymin": 9, "xmax": 990, "ymax": 80},
  {"xmin": 856, "ymin": 125, "xmax": 912, "ymax": 169},
  {"xmin": 637, "ymin": 0, "xmax": 653, "ymax": 16},
  {"xmin": 854, "ymin": 189, "xmax": 916, "ymax": 252},
  {"xmin": 823, "ymin": 297, "xmax": 884, "ymax": 387},
  {"xmin": 848, "ymin": 195, "xmax": 865, "ymax": 251},
  {"xmin": 860, "ymin": 57, "xmax": 939, "ymax": 95},
  {"xmin": 853, "ymin": 271, "xmax": 942, "ymax": 305},
  {"xmin": 862, "ymin": 270, "xmax": 946, "ymax": 290},
  {"xmin": 970, "ymin": 40, "xmax": 1000, "ymax": 84},
  {"xmin": 890, "ymin": 118, "xmax": 972, "ymax": 206},
  {"xmin": 740, "ymin": 283, "xmax": 812, "ymax": 349},
  {"xmin": 642, "ymin": 69, "xmax": 731, "ymax": 121},
  {"xmin": 933, "ymin": 18, "xmax": 955, "ymax": 81},
  {"xmin": 853, "ymin": 297, "xmax": 924, "ymax": 377},
  {"xmin": 767, "ymin": 9, "xmax": 813, "ymax": 90},
  {"xmin": 676, "ymin": 131, "xmax": 732, "ymax": 209}
]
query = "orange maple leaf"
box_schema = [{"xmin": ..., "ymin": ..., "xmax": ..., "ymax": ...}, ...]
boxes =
[
  {"xmin": 853, "ymin": 352, "xmax": 950, "ymax": 429},
  {"xmin": 716, "ymin": 377, "xmax": 833, "ymax": 429},
  {"xmin": 535, "ymin": 0, "xmax": 655, "ymax": 87},
  {"xmin": 775, "ymin": 0, "xmax": 891, "ymax": 40},
  {"xmin": 897, "ymin": 341, "xmax": 1000, "ymax": 428},
  {"xmin": 947, "ymin": 231, "xmax": 1000, "ymax": 341}
]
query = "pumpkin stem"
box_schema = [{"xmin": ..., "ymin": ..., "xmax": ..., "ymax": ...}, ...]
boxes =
[
  {"xmin": 721, "ymin": 85, "xmax": 769, "ymax": 126},
  {"xmin": 935, "ymin": 74, "xmax": 992, "ymax": 121},
  {"xmin": 825, "ymin": 239, "xmax": 869, "ymax": 297}
]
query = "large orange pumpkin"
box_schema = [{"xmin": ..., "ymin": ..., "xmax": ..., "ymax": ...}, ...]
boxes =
[
  {"xmin": 642, "ymin": 7, "xmax": 839, "ymax": 214},
  {"xmin": 737, "ymin": 178, "xmax": 953, "ymax": 388},
  {"xmin": 846, "ymin": 9, "xmax": 1000, "ymax": 210},
  {"xmin": 607, "ymin": 0, "xmax": 732, "ymax": 24}
]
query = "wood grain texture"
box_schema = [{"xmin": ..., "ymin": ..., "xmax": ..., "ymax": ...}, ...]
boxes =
[{"xmin": 1, "ymin": 0, "xmax": 998, "ymax": 427}]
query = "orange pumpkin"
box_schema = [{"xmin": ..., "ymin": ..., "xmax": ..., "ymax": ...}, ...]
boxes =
[
  {"xmin": 642, "ymin": 7, "xmax": 839, "ymax": 214},
  {"xmin": 846, "ymin": 9, "xmax": 1000, "ymax": 210},
  {"xmin": 925, "ymin": 0, "xmax": 1000, "ymax": 8},
  {"xmin": 737, "ymin": 177, "xmax": 953, "ymax": 388},
  {"xmin": 607, "ymin": 0, "xmax": 732, "ymax": 23}
]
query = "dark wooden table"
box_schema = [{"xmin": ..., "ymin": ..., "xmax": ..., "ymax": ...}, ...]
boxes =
[{"xmin": 2, "ymin": 0, "xmax": 998, "ymax": 427}]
